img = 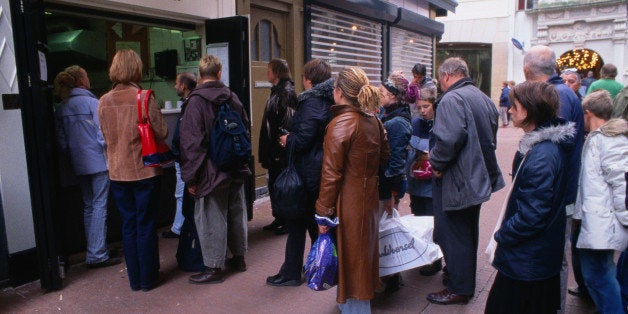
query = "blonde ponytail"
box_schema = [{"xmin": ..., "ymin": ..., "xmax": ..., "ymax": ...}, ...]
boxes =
[{"xmin": 357, "ymin": 85, "xmax": 380, "ymax": 114}]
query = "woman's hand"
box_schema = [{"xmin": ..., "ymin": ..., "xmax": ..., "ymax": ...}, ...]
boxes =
[
  {"xmin": 318, "ymin": 224, "xmax": 330, "ymax": 234},
  {"xmin": 382, "ymin": 198, "xmax": 394, "ymax": 215},
  {"xmin": 279, "ymin": 134, "xmax": 288, "ymax": 147}
]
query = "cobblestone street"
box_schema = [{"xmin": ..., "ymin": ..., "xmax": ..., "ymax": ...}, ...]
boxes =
[{"xmin": 0, "ymin": 126, "xmax": 596, "ymax": 313}]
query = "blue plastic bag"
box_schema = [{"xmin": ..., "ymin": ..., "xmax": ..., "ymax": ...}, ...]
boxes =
[{"xmin": 304, "ymin": 216, "xmax": 339, "ymax": 291}]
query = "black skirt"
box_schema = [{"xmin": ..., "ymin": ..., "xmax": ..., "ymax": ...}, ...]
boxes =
[{"xmin": 485, "ymin": 272, "xmax": 560, "ymax": 314}]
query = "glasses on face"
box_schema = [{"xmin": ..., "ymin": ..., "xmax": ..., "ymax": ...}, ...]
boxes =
[{"xmin": 565, "ymin": 79, "xmax": 577, "ymax": 84}]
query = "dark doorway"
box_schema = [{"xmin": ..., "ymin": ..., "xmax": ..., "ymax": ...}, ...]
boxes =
[{"xmin": 436, "ymin": 43, "xmax": 492, "ymax": 97}]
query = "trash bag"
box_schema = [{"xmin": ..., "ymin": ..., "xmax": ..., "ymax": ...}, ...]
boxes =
[{"xmin": 304, "ymin": 215, "xmax": 339, "ymax": 291}]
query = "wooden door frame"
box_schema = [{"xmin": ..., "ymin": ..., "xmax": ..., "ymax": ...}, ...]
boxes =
[{"xmin": 237, "ymin": 0, "xmax": 303, "ymax": 92}]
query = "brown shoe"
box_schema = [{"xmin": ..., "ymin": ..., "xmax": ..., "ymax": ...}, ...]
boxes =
[
  {"xmin": 227, "ymin": 255, "xmax": 247, "ymax": 272},
  {"xmin": 189, "ymin": 267, "xmax": 224, "ymax": 284},
  {"xmin": 426, "ymin": 288, "xmax": 471, "ymax": 305}
]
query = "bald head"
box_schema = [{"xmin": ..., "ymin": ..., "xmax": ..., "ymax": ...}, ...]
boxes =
[{"xmin": 524, "ymin": 45, "xmax": 557, "ymax": 82}]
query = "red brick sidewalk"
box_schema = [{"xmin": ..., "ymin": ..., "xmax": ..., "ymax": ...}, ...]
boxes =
[{"xmin": 0, "ymin": 125, "xmax": 595, "ymax": 313}]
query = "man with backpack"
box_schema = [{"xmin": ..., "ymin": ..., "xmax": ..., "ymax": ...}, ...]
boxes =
[{"xmin": 180, "ymin": 54, "xmax": 251, "ymax": 284}]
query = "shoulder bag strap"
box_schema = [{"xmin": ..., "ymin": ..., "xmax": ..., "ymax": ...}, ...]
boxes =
[{"xmin": 136, "ymin": 89, "xmax": 154, "ymax": 123}]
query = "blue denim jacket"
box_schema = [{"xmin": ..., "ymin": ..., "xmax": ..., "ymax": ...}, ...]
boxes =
[{"xmin": 55, "ymin": 88, "xmax": 108, "ymax": 175}]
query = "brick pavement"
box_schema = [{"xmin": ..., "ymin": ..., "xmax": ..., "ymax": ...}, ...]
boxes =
[{"xmin": 0, "ymin": 125, "xmax": 596, "ymax": 313}]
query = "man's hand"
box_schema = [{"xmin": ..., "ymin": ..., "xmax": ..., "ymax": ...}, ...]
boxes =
[
  {"xmin": 187, "ymin": 185, "xmax": 197, "ymax": 196},
  {"xmin": 433, "ymin": 170, "xmax": 443, "ymax": 179}
]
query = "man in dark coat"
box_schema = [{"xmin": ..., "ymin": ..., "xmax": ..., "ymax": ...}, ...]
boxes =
[
  {"xmin": 426, "ymin": 57, "xmax": 505, "ymax": 305},
  {"xmin": 498, "ymin": 81, "xmax": 510, "ymax": 127},
  {"xmin": 180, "ymin": 55, "xmax": 251, "ymax": 284}
]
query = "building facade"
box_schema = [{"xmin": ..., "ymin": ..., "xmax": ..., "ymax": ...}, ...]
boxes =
[
  {"xmin": 436, "ymin": 0, "xmax": 626, "ymax": 105},
  {"xmin": 0, "ymin": 0, "xmax": 454, "ymax": 289}
]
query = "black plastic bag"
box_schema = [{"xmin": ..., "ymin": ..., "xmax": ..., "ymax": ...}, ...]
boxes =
[{"xmin": 272, "ymin": 144, "xmax": 307, "ymax": 219}]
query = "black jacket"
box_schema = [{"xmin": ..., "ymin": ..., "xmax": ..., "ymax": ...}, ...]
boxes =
[
  {"xmin": 258, "ymin": 79, "xmax": 297, "ymax": 170},
  {"xmin": 286, "ymin": 78, "xmax": 334, "ymax": 196}
]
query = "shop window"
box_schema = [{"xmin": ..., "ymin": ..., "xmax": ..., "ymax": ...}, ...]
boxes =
[
  {"xmin": 436, "ymin": 44, "xmax": 492, "ymax": 97},
  {"xmin": 251, "ymin": 19, "xmax": 281, "ymax": 62},
  {"xmin": 517, "ymin": 0, "xmax": 534, "ymax": 10},
  {"xmin": 310, "ymin": 6, "xmax": 383, "ymax": 85},
  {"xmin": 44, "ymin": 10, "xmax": 198, "ymax": 108}
]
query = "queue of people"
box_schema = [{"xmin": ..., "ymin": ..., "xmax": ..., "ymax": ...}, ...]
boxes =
[{"xmin": 52, "ymin": 45, "xmax": 627, "ymax": 313}]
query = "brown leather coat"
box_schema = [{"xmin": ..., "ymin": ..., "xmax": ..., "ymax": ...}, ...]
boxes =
[
  {"xmin": 316, "ymin": 103, "xmax": 390, "ymax": 303},
  {"xmin": 98, "ymin": 83, "xmax": 167, "ymax": 181}
]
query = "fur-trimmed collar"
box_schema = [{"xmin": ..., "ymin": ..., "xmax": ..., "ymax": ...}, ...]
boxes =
[
  {"xmin": 298, "ymin": 77, "xmax": 335, "ymax": 103},
  {"xmin": 518, "ymin": 121, "xmax": 576, "ymax": 155},
  {"xmin": 597, "ymin": 118, "xmax": 628, "ymax": 137}
]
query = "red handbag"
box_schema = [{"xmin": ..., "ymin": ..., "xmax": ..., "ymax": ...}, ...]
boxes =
[{"xmin": 137, "ymin": 89, "xmax": 174, "ymax": 167}]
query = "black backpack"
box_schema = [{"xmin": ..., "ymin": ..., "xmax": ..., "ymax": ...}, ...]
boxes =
[{"xmin": 210, "ymin": 101, "xmax": 252, "ymax": 172}]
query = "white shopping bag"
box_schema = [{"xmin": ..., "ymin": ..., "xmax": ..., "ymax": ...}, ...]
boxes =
[{"xmin": 378, "ymin": 209, "xmax": 443, "ymax": 277}]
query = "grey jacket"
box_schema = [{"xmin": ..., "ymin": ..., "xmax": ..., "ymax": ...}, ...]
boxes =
[
  {"xmin": 55, "ymin": 88, "xmax": 108, "ymax": 176},
  {"xmin": 430, "ymin": 78, "xmax": 505, "ymax": 211}
]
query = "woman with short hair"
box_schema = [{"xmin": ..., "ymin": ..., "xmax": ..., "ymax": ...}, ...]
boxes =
[
  {"xmin": 268, "ymin": 59, "xmax": 334, "ymax": 286},
  {"xmin": 98, "ymin": 49, "xmax": 167, "ymax": 291},
  {"xmin": 485, "ymin": 81, "xmax": 575, "ymax": 313}
]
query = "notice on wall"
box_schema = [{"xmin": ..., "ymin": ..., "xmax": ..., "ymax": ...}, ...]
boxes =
[
  {"xmin": 206, "ymin": 42, "xmax": 229, "ymax": 87},
  {"xmin": 38, "ymin": 51, "xmax": 48, "ymax": 82}
]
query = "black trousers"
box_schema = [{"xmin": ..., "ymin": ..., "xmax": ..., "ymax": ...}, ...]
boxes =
[
  {"xmin": 279, "ymin": 214, "xmax": 318, "ymax": 280},
  {"xmin": 267, "ymin": 166, "xmax": 284, "ymax": 223},
  {"xmin": 485, "ymin": 272, "xmax": 560, "ymax": 314},
  {"xmin": 433, "ymin": 183, "xmax": 480, "ymax": 296},
  {"xmin": 570, "ymin": 219, "xmax": 586, "ymax": 291}
]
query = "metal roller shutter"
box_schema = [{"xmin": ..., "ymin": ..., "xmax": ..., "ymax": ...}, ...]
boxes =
[
  {"xmin": 310, "ymin": 6, "xmax": 383, "ymax": 85},
  {"xmin": 390, "ymin": 27, "xmax": 433, "ymax": 77}
]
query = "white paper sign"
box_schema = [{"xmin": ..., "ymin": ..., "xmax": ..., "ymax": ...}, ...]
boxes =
[
  {"xmin": 38, "ymin": 51, "xmax": 47, "ymax": 82},
  {"xmin": 206, "ymin": 42, "xmax": 229, "ymax": 87}
]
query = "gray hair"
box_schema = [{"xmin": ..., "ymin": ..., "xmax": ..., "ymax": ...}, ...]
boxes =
[
  {"xmin": 419, "ymin": 86, "xmax": 437, "ymax": 103},
  {"xmin": 561, "ymin": 69, "xmax": 581, "ymax": 82},
  {"xmin": 524, "ymin": 45, "xmax": 557, "ymax": 77},
  {"xmin": 438, "ymin": 57, "xmax": 469, "ymax": 78},
  {"xmin": 582, "ymin": 90, "xmax": 613, "ymax": 120}
]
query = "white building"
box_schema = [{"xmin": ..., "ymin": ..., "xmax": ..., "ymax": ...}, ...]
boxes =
[{"xmin": 436, "ymin": 0, "xmax": 627, "ymax": 103}]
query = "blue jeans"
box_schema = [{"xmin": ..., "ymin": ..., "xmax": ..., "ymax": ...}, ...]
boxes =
[
  {"xmin": 338, "ymin": 299, "xmax": 370, "ymax": 313},
  {"xmin": 78, "ymin": 171, "xmax": 110, "ymax": 264},
  {"xmin": 580, "ymin": 249, "xmax": 623, "ymax": 313},
  {"xmin": 110, "ymin": 177, "xmax": 160, "ymax": 290},
  {"xmin": 171, "ymin": 163, "xmax": 185, "ymax": 234}
]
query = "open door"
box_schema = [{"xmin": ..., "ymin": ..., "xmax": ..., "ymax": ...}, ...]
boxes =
[
  {"xmin": 10, "ymin": 0, "xmax": 62, "ymax": 290},
  {"xmin": 205, "ymin": 16, "xmax": 254, "ymax": 219}
]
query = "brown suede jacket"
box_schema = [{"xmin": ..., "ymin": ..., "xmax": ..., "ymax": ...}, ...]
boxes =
[{"xmin": 98, "ymin": 83, "xmax": 168, "ymax": 181}]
